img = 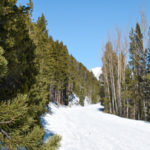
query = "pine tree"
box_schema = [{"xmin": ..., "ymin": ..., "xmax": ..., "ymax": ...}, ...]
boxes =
[
  {"xmin": 0, "ymin": 1, "xmax": 57, "ymax": 149},
  {"xmin": 128, "ymin": 23, "xmax": 146, "ymax": 120},
  {"xmin": 28, "ymin": 14, "xmax": 51, "ymax": 118},
  {"xmin": 145, "ymin": 47, "xmax": 150, "ymax": 120},
  {"xmin": 0, "ymin": 0, "xmax": 37, "ymax": 100}
]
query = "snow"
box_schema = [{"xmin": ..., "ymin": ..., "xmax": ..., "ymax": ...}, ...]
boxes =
[
  {"xmin": 84, "ymin": 96, "xmax": 91, "ymax": 106},
  {"xmin": 42, "ymin": 103, "xmax": 150, "ymax": 150},
  {"xmin": 68, "ymin": 93, "xmax": 80, "ymax": 106},
  {"xmin": 68, "ymin": 93, "xmax": 91, "ymax": 106},
  {"xmin": 90, "ymin": 67, "xmax": 102, "ymax": 80}
]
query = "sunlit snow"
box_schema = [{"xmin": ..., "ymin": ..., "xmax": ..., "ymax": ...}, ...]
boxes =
[{"xmin": 42, "ymin": 103, "xmax": 150, "ymax": 150}]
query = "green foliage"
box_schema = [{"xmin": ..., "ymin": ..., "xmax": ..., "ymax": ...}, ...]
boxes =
[
  {"xmin": 0, "ymin": 0, "xmax": 37, "ymax": 100},
  {"xmin": 0, "ymin": 47, "xmax": 7, "ymax": 77},
  {"xmin": 47, "ymin": 40, "xmax": 100, "ymax": 105},
  {"xmin": 41, "ymin": 135, "xmax": 61, "ymax": 150},
  {"xmin": 0, "ymin": 0, "xmax": 101, "ymax": 149},
  {"xmin": 0, "ymin": 1, "xmax": 47, "ymax": 149},
  {"xmin": 0, "ymin": 94, "xmax": 29, "ymax": 149},
  {"xmin": 128, "ymin": 23, "xmax": 146, "ymax": 120}
]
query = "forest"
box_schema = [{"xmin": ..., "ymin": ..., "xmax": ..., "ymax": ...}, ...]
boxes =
[
  {"xmin": 0, "ymin": 0, "xmax": 100, "ymax": 149},
  {"xmin": 100, "ymin": 13, "xmax": 150, "ymax": 121}
]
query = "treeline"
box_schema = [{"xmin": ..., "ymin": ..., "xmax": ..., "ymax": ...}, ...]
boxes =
[
  {"xmin": 48, "ymin": 40, "xmax": 100, "ymax": 106},
  {"xmin": 100, "ymin": 17, "xmax": 150, "ymax": 121},
  {"xmin": 0, "ymin": 0, "xmax": 100, "ymax": 149}
]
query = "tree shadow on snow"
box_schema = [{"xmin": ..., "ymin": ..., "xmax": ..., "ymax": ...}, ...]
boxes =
[
  {"xmin": 41, "ymin": 116, "xmax": 55, "ymax": 142},
  {"xmin": 41, "ymin": 117, "xmax": 47, "ymax": 126},
  {"xmin": 144, "ymin": 121, "xmax": 150, "ymax": 124},
  {"xmin": 48, "ymin": 107, "xmax": 54, "ymax": 115},
  {"xmin": 97, "ymin": 107, "xmax": 104, "ymax": 111},
  {"xmin": 43, "ymin": 129, "xmax": 55, "ymax": 142}
]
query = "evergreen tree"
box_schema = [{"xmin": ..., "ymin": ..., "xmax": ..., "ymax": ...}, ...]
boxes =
[
  {"xmin": 0, "ymin": 0, "xmax": 37, "ymax": 100},
  {"xmin": 129, "ymin": 23, "xmax": 146, "ymax": 120},
  {"xmin": 0, "ymin": 1, "xmax": 61, "ymax": 149},
  {"xmin": 145, "ymin": 48, "xmax": 150, "ymax": 120}
]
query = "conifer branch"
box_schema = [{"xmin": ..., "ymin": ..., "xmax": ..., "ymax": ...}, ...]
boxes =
[
  {"xmin": 0, "ymin": 120, "xmax": 13, "ymax": 125},
  {"xmin": 0, "ymin": 128, "xmax": 11, "ymax": 140}
]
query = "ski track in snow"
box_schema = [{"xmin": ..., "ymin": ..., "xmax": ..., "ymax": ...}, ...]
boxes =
[{"xmin": 42, "ymin": 104, "xmax": 150, "ymax": 150}]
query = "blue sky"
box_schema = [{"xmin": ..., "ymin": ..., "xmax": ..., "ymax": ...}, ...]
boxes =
[{"xmin": 18, "ymin": 0, "xmax": 150, "ymax": 69}]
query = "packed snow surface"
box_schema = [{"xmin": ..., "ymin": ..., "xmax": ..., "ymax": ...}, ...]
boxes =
[
  {"xmin": 90, "ymin": 67, "xmax": 102, "ymax": 80},
  {"xmin": 43, "ymin": 103, "xmax": 150, "ymax": 150}
]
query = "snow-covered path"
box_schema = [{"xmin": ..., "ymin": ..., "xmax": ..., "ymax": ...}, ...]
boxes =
[{"xmin": 43, "ymin": 104, "xmax": 150, "ymax": 150}]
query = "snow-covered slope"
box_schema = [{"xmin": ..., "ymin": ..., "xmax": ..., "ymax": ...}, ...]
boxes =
[
  {"xmin": 90, "ymin": 67, "xmax": 102, "ymax": 80},
  {"xmin": 42, "ymin": 103, "xmax": 150, "ymax": 150}
]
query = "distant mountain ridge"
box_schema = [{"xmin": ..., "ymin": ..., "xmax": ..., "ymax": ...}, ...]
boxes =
[{"xmin": 90, "ymin": 67, "xmax": 102, "ymax": 80}]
